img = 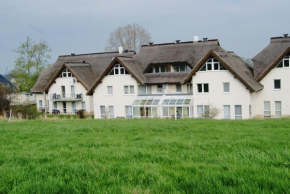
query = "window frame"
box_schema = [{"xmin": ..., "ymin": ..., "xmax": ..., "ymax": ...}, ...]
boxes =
[
  {"xmin": 124, "ymin": 85, "xmax": 134, "ymax": 95},
  {"xmin": 223, "ymin": 105, "xmax": 231, "ymax": 119},
  {"xmin": 176, "ymin": 84, "xmax": 182, "ymax": 93},
  {"xmin": 109, "ymin": 106, "xmax": 114, "ymax": 119},
  {"xmin": 107, "ymin": 86, "xmax": 113, "ymax": 95},
  {"xmin": 100, "ymin": 106, "xmax": 106, "ymax": 119},
  {"xmin": 157, "ymin": 84, "xmax": 163, "ymax": 93},
  {"xmin": 197, "ymin": 83, "xmax": 209, "ymax": 94},
  {"xmin": 197, "ymin": 105, "xmax": 210, "ymax": 118},
  {"xmin": 125, "ymin": 106, "xmax": 132, "ymax": 118},
  {"xmin": 263, "ymin": 101, "xmax": 271, "ymax": 118},
  {"xmin": 108, "ymin": 64, "xmax": 129, "ymax": 76},
  {"xmin": 274, "ymin": 79, "xmax": 281, "ymax": 90},
  {"xmin": 223, "ymin": 82, "xmax": 230, "ymax": 93},
  {"xmin": 235, "ymin": 105, "xmax": 242, "ymax": 119},
  {"xmin": 275, "ymin": 101, "xmax": 282, "ymax": 118}
]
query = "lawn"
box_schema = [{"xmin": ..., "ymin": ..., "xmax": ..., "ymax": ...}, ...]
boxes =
[{"xmin": 0, "ymin": 119, "xmax": 289, "ymax": 194}]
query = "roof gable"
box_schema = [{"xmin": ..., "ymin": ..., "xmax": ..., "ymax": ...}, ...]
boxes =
[
  {"xmin": 184, "ymin": 49, "xmax": 263, "ymax": 92},
  {"xmin": 253, "ymin": 37, "xmax": 290, "ymax": 81}
]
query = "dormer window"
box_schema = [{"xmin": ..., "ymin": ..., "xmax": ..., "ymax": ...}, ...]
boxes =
[
  {"xmin": 148, "ymin": 65, "xmax": 168, "ymax": 73},
  {"xmin": 108, "ymin": 64, "xmax": 129, "ymax": 75},
  {"xmin": 276, "ymin": 56, "xmax": 290, "ymax": 68},
  {"xmin": 147, "ymin": 63, "xmax": 191, "ymax": 73},
  {"xmin": 199, "ymin": 58, "xmax": 227, "ymax": 71},
  {"xmin": 59, "ymin": 68, "xmax": 74, "ymax": 78}
]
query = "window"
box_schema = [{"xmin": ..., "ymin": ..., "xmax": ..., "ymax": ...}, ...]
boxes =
[
  {"xmin": 274, "ymin": 79, "xmax": 281, "ymax": 89},
  {"xmin": 47, "ymin": 100, "xmax": 49, "ymax": 111},
  {"xmin": 61, "ymin": 86, "xmax": 66, "ymax": 98},
  {"xmin": 199, "ymin": 58, "xmax": 227, "ymax": 71},
  {"xmin": 72, "ymin": 102, "xmax": 76, "ymax": 114},
  {"xmin": 82, "ymin": 101, "xmax": 86, "ymax": 110},
  {"xmin": 107, "ymin": 86, "xmax": 113, "ymax": 94},
  {"xmin": 224, "ymin": 105, "xmax": 230, "ymax": 119},
  {"xmin": 275, "ymin": 101, "xmax": 282, "ymax": 118},
  {"xmin": 59, "ymin": 68, "xmax": 73, "ymax": 78},
  {"xmin": 100, "ymin": 106, "xmax": 106, "ymax": 119},
  {"xmin": 276, "ymin": 56, "xmax": 290, "ymax": 68},
  {"xmin": 138, "ymin": 85, "xmax": 151, "ymax": 95},
  {"xmin": 125, "ymin": 106, "xmax": 132, "ymax": 118},
  {"xmin": 63, "ymin": 102, "xmax": 67, "ymax": 113},
  {"xmin": 39, "ymin": 100, "xmax": 43, "ymax": 109},
  {"xmin": 109, "ymin": 106, "xmax": 114, "ymax": 118},
  {"xmin": 264, "ymin": 101, "xmax": 271, "ymax": 117},
  {"xmin": 197, "ymin": 83, "xmax": 209, "ymax": 93},
  {"xmin": 197, "ymin": 105, "xmax": 210, "ymax": 118},
  {"xmin": 173, "ymin": 64, "xmax": 187, "ymax": 72},
  {"xmin": 187, "ymin": 84, "xmax": 193, "ymax": 94},
  {"xmin": 53, "ymin": 102, "xmax": 57, "ymax": 109},
  {"xmin": 157, "ymin": 84, "xmax": 163, "ymax": 93},
  {"xmin": 176, "ymin": 84, "xmax": 182, "ymax": 92},
  {"xmin": 108, "ymin": 64, "xmax": 129, "ymax": 75},
  {"xmin": 235, "ymin": 105, "xmax": 242, "ymax": 119},
  {"xmin": 124, "ymin": 86, "xmax": 134, "ymax": 94},
  {"xmin": 71, "ymin": 86, "xmax": 75, "ymax": 97},
  {"xmin": 223, "ymin": 82, "xmax": 230, "ymax": 93}
]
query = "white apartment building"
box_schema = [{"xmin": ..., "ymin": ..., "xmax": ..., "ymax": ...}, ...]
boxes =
[{"xmin": 32, "ymin": 34, "xmax": 290, "ymax": 119}]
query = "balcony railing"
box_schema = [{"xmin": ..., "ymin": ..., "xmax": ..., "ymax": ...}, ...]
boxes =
[{"xmin": 50, "ymin": 93, "xmax": 83, "ymax": 101}]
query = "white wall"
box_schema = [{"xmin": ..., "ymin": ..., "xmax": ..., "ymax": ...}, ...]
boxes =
[
  {"xmin": 35, "ymin": 77, "xmax": 93, "ymax": 114},
  {"xmin": 93, "ymin": 74, "xmax": 138, "ymax": 119},
  {"xmin": 192, "ymin": 70, "xmax": 252, "ymax": 119},
  {"xmin": 254, "ymin": 68, "xmax": 290, "ymax": 118}
]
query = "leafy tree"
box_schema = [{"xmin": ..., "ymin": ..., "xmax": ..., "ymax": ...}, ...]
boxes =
[
  {"xmin": 105, "ymin": 23, "xmax": 152, "ymax": 52},
  {"xmin": 12, "ymin": 37, "xmax": 51, "ymax": 92},
  {"xmin": 0, "ymin": 84, "xmax": 14, "ymax": 116}
]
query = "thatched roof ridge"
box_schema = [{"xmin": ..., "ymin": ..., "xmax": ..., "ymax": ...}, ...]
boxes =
[
  {"xmin": 184, "ymin": 49, "xmax": 263, "ymax": 92},
  {"xmin": 31, "ymin": 51, "xmax": 135, "ymax": 93},
  {"xmin": 134, "ymin": 40, "xmax": 220, "ymax": 72},
  {"xmin": 252, "ymin": 37, "xmax": 290, "ymax": 81},
  {"xmin": 145, "ymin": 72, "xmax": 189, "ymax": 84}
]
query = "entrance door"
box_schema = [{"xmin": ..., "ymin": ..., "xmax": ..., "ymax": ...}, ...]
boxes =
[
  {"xmin": 63, "ymin": 102, "xmax": 67, "ymax": 113},
  {"xmin": 177, "ymin": 107, "xmax": 182, "ymax": 118},
  {"xmin": 72, "ymin": 102, "xmax": 76, "ymax": 114}
]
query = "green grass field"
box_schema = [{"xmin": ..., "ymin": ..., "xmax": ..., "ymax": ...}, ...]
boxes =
[{"xmin": 0, "ymin": 119, "xmax": 289, "ymax": 194}]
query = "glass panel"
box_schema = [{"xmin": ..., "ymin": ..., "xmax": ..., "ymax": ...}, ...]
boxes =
[
  {"xmin": 224, "ymin": 105, "xmax": 230, "ymax": 119},
  {"xmin": 183, "ymin": 99, "xmax": 191, "ymax": 105},
  {"xmin": 152, "ymin": 99, "xmax": 160, "ymax": 105},
  {"xmin": 162, "ymin": 99, "xmax": 170, "ymax": 105},
  {"xmin": 169, "ymin": 107, "xmax": 175, "ymax": 117},
  {"xmin": 197, "ymin": 84, "xmax": 202, "ymax": 93},
  {"xmin": 124, "ymin": 86, "xmax": 129, "ymax": 94},
  {"xmin": 114, "ymin": 68, "xmax": 119, "ymax": 75},
  {"xmin": 100, "ymin": 106, "xmax": 106, "ymax": 114},
  {"xmin": 214, "ymin": 63, "xmax": 219, "ymax": 70},
  {"xmin": 109, "ymin": 106, "xmax": 114, "ymax": 118},
  {"xmin": 120, "ymin": 68, "xmax": 125, "ymax": 74},
  {"xmin": 163, "ymin": 107, "xmax": 169, "ymax": 117},
  {"xmin": 275, "ymin": 101, "xmax": 281, "ymax": 110},
  {"xmin": 109, "ymin": 69, "xmax": 114, "ymax": 75},
  {"xmin": 284, "ymin": 60, "xmax": 289, "ymax": 67},
  {"xmin": 130, "ymin": 86, "xmax": 134, "ymax": 94},
  {"xmin": 174, "ymin": 65, "xmax": 179, "ymax": 72},
  {"xmin": 204, "ymin": 84, "xmax": 209, "ymax": 93},
  {"xmin": 180, "ymin": 64, "xmax": 186, "ymax": 72},
  {"xmin": 145, "ymin": 99, "xmax": 153, "ymax": 105},
  {"xmin": 155, "ymin": 66, "xmax": 160, "ymax": 73},
  {"xmin": 147, "ymin": 85, "xmax": 152, "ymax": 94},
  {"xmin": 197, "ymin": 105, "xmax": 203, "ymax": 117},
  {"xmin": 161, "ymin": 65, "xmax": 167, "ymax": 72},
  {"xmin": 152, "ymin": 107, "xmax": 157, "ymax": 117},
  {"xmin": 133, "ymin": 107, "xmax": 140, "ymax": 117},
  {"xmin": 169, "ymin": 99, "xmax": 177, "ymax": 105},
  {"xmin": 157, "ymin": 85, "xmax": 163, "ymax": 93},
  {"xmin": 200, "ymin": 64, "xmax": 206, "ymax": 71},
  {"xmin": 176, "ymin": 84, "xmax": 181, "ymax": 92},
  {"xmin": 220, "ymin": 64, "xmax": 226, "ymax": 70},
  {"xmin": 235, "ymin": 105, "xmax": 242, "ymax": 119},
  {"xmin": 223, "ymin": 83, "xmax": 230, "ymax": 92},
  {"xmin": 207, "ymin": 63, "xmax": 212, "ymax": 70},
  {"xmin": 139, "ymin": 100, "xmax": 146, "ymax": 105},
  {"xmin": 183, "ymin": 107, "xmax": 189, "ymax": 117},
  {"xmin": 274, "ymin": 80, "xmax": 281, "ymax": 89},
  {"xmin": 138, "ymin": 85, "xmax": 146, "ymax": 95},
  {"xmin": 132, "ymin": 100, "xmax": 140, "ymax": 105},
  {"xmin": 176, "ymin": 99, "xmax": 184, "ymax": 105}
]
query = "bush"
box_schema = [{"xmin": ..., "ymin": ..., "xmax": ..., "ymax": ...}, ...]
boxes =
[
  {"xmin": 11, "ymin": 105, "xmax": 39, "ymax": 120},
  {"xmin": 76, "ymin": 110, "xmax": 85, "ymax": 119}
]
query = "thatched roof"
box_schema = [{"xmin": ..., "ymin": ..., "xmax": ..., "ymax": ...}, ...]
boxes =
[
  {"xmin": 31, "ymin": 52, "xmax": 135, "ymax": 93},
  {"xmin": 184, "ymin": 49, "xmax": 263, "ymax": 92},
  {"xmin": 253, "ymin": 36, "xmax": 290, "ymax": 81},
  {"xmin": 144, "ymin": 72, "xmax": 189, "ymax": 84}
]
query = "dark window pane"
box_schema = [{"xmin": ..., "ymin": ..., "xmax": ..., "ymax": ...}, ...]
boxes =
[
  {"xmin": 109, "ymin": 69, "xmax": 114, "ymax": 75},
  {"xmin": 197, "ymin": 84, "xmax": 202, "ymax": 93},
  {"xmin": 214, "ymin": 63, "xmax": 219, "ymax": 70},
  {"xmin": 207, "ymin": 63, "xmax": 212, "ymax": 70},
  {"xmin": 220, "ymin": 64, "xmax": 226, "ymax": 70},
  {"xmin": 180, "ymin": 64, "xmax": 186, "ymax": 72},
  {"xmin": 174, "ymin": 65, "xmax": 179, "ymax": 72},
  {"xmin": 161, "ymin": 66, "xmax": 166, "ymax": 72},
  {"xmin": 274, "ymin": 80, "xmax": 281, "ymax": 89},
  {"xmin": 284, "ymin": 60, "xmax": 289, "ymax": 67},
  {"xmin": 200, "ymin": 65, "xmax": 206, "ymax": 71},
  {"xmin": 115, "ymin": 68, "xmax": 119, "ymax": 75},
  {"xmin": 120, "ymin": 68, "xmax": 125, "ymax": 74},
  {"xmin": 204, "ymin": 84, "xmax": 209, "ymax": 92},
  {"xmin": 148, "ymin": 68, "xmax": 153, "ymax": 73},
  {"xmin": 155, "ymin": 66, "xmax": 160, "ymax": 73}
]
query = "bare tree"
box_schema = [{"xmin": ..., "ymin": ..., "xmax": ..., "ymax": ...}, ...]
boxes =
[
  {"xmin": 202, "ymin": 103, "xmax": 221, "ymax": 119},
  {"xmin": 105, "ymin": 23, "xmax": 152, "ymax": 52}
]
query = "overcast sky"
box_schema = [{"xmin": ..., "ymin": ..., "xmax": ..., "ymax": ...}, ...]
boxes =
[{"xmin": 1, "ymin": 0, "xmax": 289, "ymax": 74}]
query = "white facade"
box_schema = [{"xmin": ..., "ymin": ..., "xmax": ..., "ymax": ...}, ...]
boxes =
[
  {"xmin": 36, "ymin": 76, "xmax": 93, "ymax": 115},
  {"xmin": 93, "ymin": 74, "xmax": 139, "ymax": 119},
  {"xmin": 253, "ymin": 68, "xmax": 290, "ymax": 118},
  {"xmin": 192, "ymin": 70, "xmax": 252, "ymax": 119}
]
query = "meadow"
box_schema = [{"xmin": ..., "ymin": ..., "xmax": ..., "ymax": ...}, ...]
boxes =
[{"xmin": 0, "ymin": 118, "xmax": 289, "ymax": 194}]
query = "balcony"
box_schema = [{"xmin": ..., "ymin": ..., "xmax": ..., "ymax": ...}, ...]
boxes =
[{"xmin": 50, "ymin": 93, "xmax": 83, "ymax": 102}]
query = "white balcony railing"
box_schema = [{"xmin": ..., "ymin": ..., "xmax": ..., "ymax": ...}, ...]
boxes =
[{"xmin": 50, "ymin": 93, "xmax": 83, "ymax": 101}]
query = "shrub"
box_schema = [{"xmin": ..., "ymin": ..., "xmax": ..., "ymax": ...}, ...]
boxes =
[{"xmin": 77, "ymin": 110, "xmax": 85, "ymax": 119}]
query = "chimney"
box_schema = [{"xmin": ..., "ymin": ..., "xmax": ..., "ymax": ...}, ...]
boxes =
[
  {"xmin": 149, "ymin": 42, "xmax": 154, "ymax": 46},
  {"xmin": 203, "ymin": 38, "xmax": 208, "ymax": 42},
  {"xmin": 71, "ymin": 53, "xmax": 75, "ymax": 56},
  {"xmin": 119, "ymin": 47, "xmax": 124, "ymax": 54},
  {"xmin": 284, "ymin": 34, "xmax": 288, "ymax": 38},
  {"xmin": 194, "ymin": 34, "xmax": 199, "ymax": 42},
  {"xmin": 175, "ymin": 40, "xmax": 180, "ymax": 44}
]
